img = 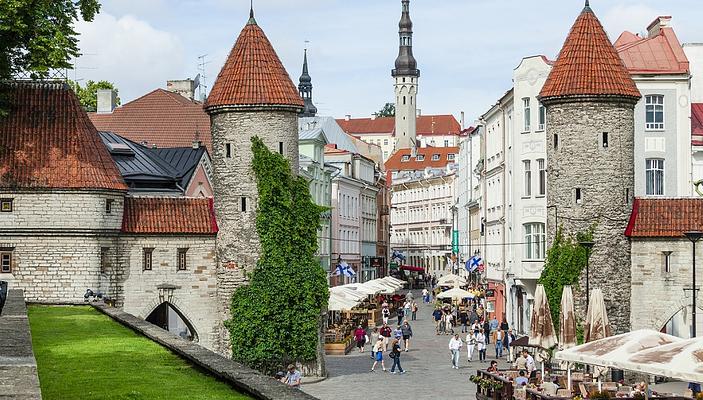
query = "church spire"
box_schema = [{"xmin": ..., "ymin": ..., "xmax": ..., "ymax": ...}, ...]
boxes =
[
  {"xmin": 248, "ymin": 0, "xmax": 256, "ymax": 25},
  {"xmin": 298, "ymin": 48, "xmax": 317, "ymax": 117},
  {"xmin": 392, "ymin": 0, "xmax": 419, "ymax": 78}
]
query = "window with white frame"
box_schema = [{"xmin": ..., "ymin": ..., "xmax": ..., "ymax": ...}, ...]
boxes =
[
  {"xmin": 538, "ymin": 103, "xmax": 546, "ymax": 131},
  {"xmin": 523, "ymin": 98, "xmax": 531, "ymax": 132},
  {"xmin": 416, "ymin": 154, "xmax": 425, "ymax": 161},
  {"xmin": 645, "ymin": 95, "xmax": 664, "ymax": 130},
  {"xmin": 447, "ymin": 154, "xmax": 456, "ymax": 161},
  {"xmin": 537, "ymin": 159, "xmax": 546, "ymax": 196},
  {"xmin": 646, "ymin": 158, "xmax": 664, "ymax": 196},
  {"xmin": 432, "ymin": 154, "xmax": 440, "ymax": 161},
  {"xmin": 444, "ymin": 140, "xmax": 449, "ymax": 147},
  {"xmin": 524, "ymin": 223, "xmax": 546, "ymax": 260},
  {"xmin": 523, "ymin": 160, "xmax": 532, "ymax": 197},
  {"xmin": 401, "ymin": 155, "xmax": 410, "ymax": 162}
]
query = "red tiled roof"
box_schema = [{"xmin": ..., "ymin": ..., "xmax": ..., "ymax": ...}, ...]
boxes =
[
  {"xmin": 122, "ymin": 197, "xmax": 218, "ymax": 234},
  {"xmin": 625, "ymin": 198, "xmax": 703, "ymax": 238},
  {"xmin": 204, "ymin": 17, "xmax": 303, "ymax": 110},
  {"xmin": 615, "ymin": 28, "xmax": 689, "ymax": 75},
  {"xmin": 89, "ymin": 89, "xmax": 211, "ymax": 151},
  {"xmin": 336, "ymin": 115, "xmax": 461, "ymax": 136},
  {"xmin": 0, "ymin": 82, "xmax": 127, "ymax": 191},
  {"xmin": 385, "ymin": 147, "xmax": 459, "ymax": 172},
  {"xmin": 540, "ymin": 6, "xmax": 641, "ymax": 100},
  {"xmin": 692, "ymin": 104, "xmax": 703, "ymax": 146}
]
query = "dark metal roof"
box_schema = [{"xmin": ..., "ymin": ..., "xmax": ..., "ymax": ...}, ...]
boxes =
[{"xmin": 99, "ymin": 131, "xmax": 205, "ymax": 193}]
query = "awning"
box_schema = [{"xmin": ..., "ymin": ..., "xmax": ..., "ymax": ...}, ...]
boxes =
[{"xmin": 400, "ymin": 265, "xmax": 424, "ymax": 272}]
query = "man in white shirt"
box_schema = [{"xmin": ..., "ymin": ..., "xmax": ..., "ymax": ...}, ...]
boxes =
[
  {"xmin": 523, "ymin": 349, "xmax": 536, "ymax": 376},
  {"xmin": 422, "ymin": 288, "xmax": 429, "ymax": 303},
  {"xmin": 448, "ymin": 334, "xmax": 463, "ymax": 369}
]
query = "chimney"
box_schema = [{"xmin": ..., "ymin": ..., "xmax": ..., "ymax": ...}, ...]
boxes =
[
  {"xmin": 345, "ymin": 114, "xmax": 351, "ymax": 121},
  {"xmin": 192, "ymin": 140, "xmax": 201, "ymax": 149},
  {"xmin": 416, "ymin": 109, "xmax": 422, "ymax": 117},
  {"xmin": 647, "ymin": 16, "xmax": 672, "ymax": 38},
  {"xmin": 166, "ymin": 79, "xmax": 196, "ymax": 101},
  {"xmin": 371, "ymin": 115, "xmax": 377, "ymax": 120},
  {"xmin": 460, "ymin": 111, "xmax": 465, "ymax": 130},
  {"xmin": 97, "ymin": 89, "xmax": 117, "ymax": 114}
]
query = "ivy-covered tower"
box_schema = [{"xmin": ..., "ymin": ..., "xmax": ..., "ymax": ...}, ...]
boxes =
[
  {"xmin": 540, "ymin": 1, "xmax": 641, "ymax": 334},
  {"xmin": 392, "ymin": 0, "xmax": 420, "ymax": 152},
  {"xmin": 204, "ymin": 6, "xmax": 303, "ymax": 353}
]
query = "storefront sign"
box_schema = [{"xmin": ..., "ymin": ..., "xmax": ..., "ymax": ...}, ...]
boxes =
[
  {"xmin": 485, "ymin": 289, "xmax": 495, "ymax": 298},
  {"xmin": 389, "ymin": 262, "xmax": 399, "ymax": 271},
  {"xmin": 452, "ymin": 230, "xmax": 459, "ymax": 253},
  {"xmin": 370, "ymin": 257, "xmax": 383, "ymax": 268}
]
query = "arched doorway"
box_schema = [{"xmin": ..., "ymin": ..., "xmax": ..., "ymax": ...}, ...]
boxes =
[
  {"xmin": 146, "ymin": 302, "xmax": 198, "ymax": 342},
  {"xmin": 661, "ymin": 305, "xmax": 703, "ymax": 339}
]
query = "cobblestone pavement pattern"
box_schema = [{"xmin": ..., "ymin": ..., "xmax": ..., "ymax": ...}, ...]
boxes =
[{"xmin": 303, "ymin": 291, "xmax": 512, "ymax": 400}]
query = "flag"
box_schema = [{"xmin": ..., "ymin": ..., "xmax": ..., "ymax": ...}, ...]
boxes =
[
  {"xmin": 391, "ymin": 250, "xmax": 405, "ymax": 263},
  {"xmin": 335, "ymin": 261, "xmax": 356, "ymax": 277},
  {"xmin": 467, "ymin": 255, "xmax": 483, "ymax": 273}
]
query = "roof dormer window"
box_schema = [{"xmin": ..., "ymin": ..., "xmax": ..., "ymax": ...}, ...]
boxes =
[
  {"xmin": 432, "ymin": 154, "xmax": 440, "ymax": 161},
  {"xmin": 401, "ymin": 155, "xmax": 410, "ymax": 162},
  {"xmin": 416, "ymin": 155, "xmax": 425, "ymax": 161}
]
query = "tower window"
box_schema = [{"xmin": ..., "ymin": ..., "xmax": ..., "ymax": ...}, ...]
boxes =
[
  {"xmin": 143, "ymin": 248, "xmax": 153, "ymax": 271},
  {"xmin": 575, "ymin": 188, "xmax": 582, "ymax": 204},
  {"xmin": 241, "ymin": 197, "xmax": 247, "ymax": 212},
  {"xmin": 625, "ymin": 188, "xmax": 630, "ymax": 204},
  {"xmin": 177, "ymin": 248, "xmax": 188, "ymax": 271},
  {"xmin": 554, "ymin": 134, "xmax": 559, "ymax": 150},
  {"xmin": 105, "ymin": 199, "xmax": 113, "ymax": 214},
  {"xmin": 410, "ymin": 96, "xmax": 413, "ymax": 105},
  {"xmin": 403, "ymin": 77, "xmax": 406, "ymax": 83},
  {"xmin": 403, "ymin": 96, "xmax": 406, "ymax": 105},
  {"xmin": 602, "ymin": 132, "xmax": 609, "ymax": 148},
  {"xmin": 1, "ymin": 251, "xmax": 12, "ymax": 273},
  {"xmin": 1, "ymin": 199, "xmax": 13, "ymax": 213},
  {"xmin": 278, "ymin": 142, "xmax": 284, "ymax": 154},
  {"xmin": 663, "ymin": 251, "xmax": 673, "ymax": 273},
  {"xmin": 226, "ymin": 143, "xmax": 232, "ymax": 158}
]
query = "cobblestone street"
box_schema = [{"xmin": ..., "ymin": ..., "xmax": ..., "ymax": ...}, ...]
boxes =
[{"xmin": 303, "ymin": 292, "xmax": 512, "ymax": 400}]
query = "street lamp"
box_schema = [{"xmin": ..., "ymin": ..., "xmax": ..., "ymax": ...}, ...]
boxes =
[
  {"xmin": 579, "ymin": 241, "xmax": 595, "ymax": 309},
  {"xmin": 684, "ymin": 231, "xmax": 703, "ymax": 338}
]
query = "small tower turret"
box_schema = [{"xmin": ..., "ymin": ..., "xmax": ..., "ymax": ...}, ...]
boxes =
[{"xmin": 298, "ymin": 49, "xmax": 317, "ymax": 118}]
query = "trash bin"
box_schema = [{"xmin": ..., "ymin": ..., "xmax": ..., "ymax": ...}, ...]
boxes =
[
  {"xmin": 611, "ymin": 369, "xmax": 624, "ymax": 382},
  {"xmin": 0, "ymin": 281, "xmax": 8, "ymax": 315}
]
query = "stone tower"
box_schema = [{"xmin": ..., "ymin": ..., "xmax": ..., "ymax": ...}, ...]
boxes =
[
  {"xmin": 298, "ymin": 49, "xmax": 317, "ymax": 117},
  {"xmin": 204, "ymin": 7, "xmax": 304, "ymax": 353},
  {"xmin": 392, "ymin": 0, "xmax": 420, "ymax": 152},
  {"xmin": 540, "ymin": 1, "xmax": 641, "ymax": 334}
]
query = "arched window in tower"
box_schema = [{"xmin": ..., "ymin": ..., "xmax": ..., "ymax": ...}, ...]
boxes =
[
  {"xmin": 410, "ymin": 96, "xmax": 413, "ymax": 105},
  {"xmin": 553, "ymin": 134, "xmax": 559, "ymax": 150},
  {"xmin": 403, "ymin": 96, "xmax": 406, "ymax": 105}
]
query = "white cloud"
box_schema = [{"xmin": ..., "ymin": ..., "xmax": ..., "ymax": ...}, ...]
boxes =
[
  {"xmin": 74, "ymin": 13, "xmax": 185, "ymax": 102},
  {"xmin": 602, "ymin": 4, "xmax": 663, "ymax": 38}
]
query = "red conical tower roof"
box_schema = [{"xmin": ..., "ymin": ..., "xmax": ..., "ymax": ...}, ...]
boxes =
[
  {"xmin": 540, "ymin": 3, "xmax": 640, "ymax": 101},
  {"xmin": 205, "ymin": 11, "xmax": 303, "ymax": 111}
]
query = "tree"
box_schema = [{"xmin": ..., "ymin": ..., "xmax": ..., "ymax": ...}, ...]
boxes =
[
  {"xmin": 225, "ymin": 137, "xmax": 329, "ymax": 373},
  {"xmin": 0, "ymin": 0, "xmax": 101, "ymax": 80},
  {"xmin": 69, "ymin": 80, "xmax": 120, "ymax": 112},
  {"xmin": 374, "ymin": 102, "xmax": 395, "ymax": 117}
]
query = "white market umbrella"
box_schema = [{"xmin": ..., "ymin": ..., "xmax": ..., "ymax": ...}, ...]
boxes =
[
  {"xmin": 329, "ymin": 286, "xmax": 367, "ymax": 301},
  {"xmin": 437, "ymin": 274, "xmax": 467, "ymax": 288},
  {"xmin": 618, "ymin": 337, "xmax": 703, "ymax": 382},
  {"xmin": 584, "ymin": 289, "xmax": 612, "ymax": 343},
  {"xmin": 529, "ymin": 284, "xmax": 558, "ymax": 349},
  {"xmin": 368, "ymin": 278, "xmax": 402, "ymax": 290},
  {"xmin": 559, "ymin": 286, "xmax": 578, "ymax": 350},
  {"xmin": 328, "ymin": 293, "xmax": 360, "ymax": 311},
  {"xmin": 362, "ymin": 280, "xmax": 396, "ymax": 295},
  {"xmin": 381, "ymin": 276, "xmax": 406, "ymax": 286},
  {"xmin": 339, "ymin": 283, "xmax": 379, "ymax": 296},
  {"xmin": 436, "ymin": 287, "xmax": 473, "ymax": 301}
]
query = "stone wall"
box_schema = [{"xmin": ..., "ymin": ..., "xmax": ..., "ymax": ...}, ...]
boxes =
[
  {"xmin": 0, "ymin": 289, "xmax": 42, "ymax": 400},
  {"xmin": 631, "ymin": 238, "xmax": 703, "ymax": 335},
  {"xmin": 545, "ymin": 100, "xmax": 636, "ymax": 334},
  {"xmin": 209, "ymin": 109, "xmax": 300, "ymax": 353},
  {"xmin": 117, "ymin": 234, "xmax": 220, "ymax": 351}
]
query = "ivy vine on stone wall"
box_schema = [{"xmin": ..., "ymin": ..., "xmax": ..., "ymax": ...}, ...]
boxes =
[
  {"xmin": 538, "ymin": 225, "xmax": 594, "ymax": 340},
  {"xmin": 225, "ymin": 136, "xmax": 329, "ymax": 373}
]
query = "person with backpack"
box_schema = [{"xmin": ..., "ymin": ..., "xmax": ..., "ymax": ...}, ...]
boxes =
[
  {"xmin": 389, "ymin": 338, "xmax": 405, "ymax": 374},
  {"xmin": 432, "ymin": 307, "xmax": 443, "ymax": 335},
  {"xmin": 396, "ymin": 306, "xmax": 405, "ymax": 325},
  {"xmin": 379, "ymin": 323, "xmax": 392, "ymax": 351},
  {"xmin": 400, "ymin": 320, "xmax": 413, "ymax": 351},
  {"xmin": 370, "ymin": 337, "xmax": 386, "ymax": 372},
  {"xmin": 411, "ymin": 301, "xmax": 418, "ymax": 321},
  {"xmin": 354, "ymin": 325, "xmax": 366, "ymax": 353}
]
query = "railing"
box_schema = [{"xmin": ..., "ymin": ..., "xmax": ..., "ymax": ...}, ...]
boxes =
[{"xmin": 473, "ymin": 370, "xmax": 514, "ymax": 400}]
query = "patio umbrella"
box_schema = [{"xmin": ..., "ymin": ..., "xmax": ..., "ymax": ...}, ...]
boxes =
[
  {"xmin": 584, "ymin": 288, "xmax": 612, "ymax": 343},
  {"xmin": 328, "ymin": 293, "xmax": 361, "ymax": 311},
  {"xmin": 559, "ymin": 286, "xmax": 577, "ymax": 350},
  {"xmin": 436, "ymin": 287, "xmax": 473, "ymax": 301},
  {"xmin": 529, "ymin": 284, "xmax": 558, "ymax": 349},
  {"xmin": 618, "ymin": 337, "xmax": 703, "ymax": 382},
  {"xmin": 437, "ymin": 274, "xmax": 467, "ymax": 287}
]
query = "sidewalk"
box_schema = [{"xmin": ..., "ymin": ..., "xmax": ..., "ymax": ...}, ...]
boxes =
[{"xmin": 302, "ymin": 291, "xmax": 512, "ymax": 400}]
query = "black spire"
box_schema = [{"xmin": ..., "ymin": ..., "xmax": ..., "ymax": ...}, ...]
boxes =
[
  {"xmin": 583, "ymin": 0, "xmax": 592, "ymax": 12},
  {"xmin": 298, "ymin": 49, "xmax": 317, "ymax": 118},
  {"xmin": 392, "ymin": 0, "xmax": 419, "ymax": 77},
  {"xmin": 248, "ymin": 0, "xmax": 257, "ymax": 25}
]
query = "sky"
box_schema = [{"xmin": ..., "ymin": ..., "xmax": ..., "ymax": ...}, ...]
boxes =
[{"xmin": 73, "ymin": 0, "xmax": 701, "ymax": 125}]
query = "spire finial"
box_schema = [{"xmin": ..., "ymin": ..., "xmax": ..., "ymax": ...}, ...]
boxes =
[{"xmin": 248, "ymin": 0, "xmax": 256, "ymax": 24}]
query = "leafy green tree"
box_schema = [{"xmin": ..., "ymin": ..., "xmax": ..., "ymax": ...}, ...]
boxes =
[
  {"xmin": 374, "ymin": 102, "xmax": 395, "ymax": 117},
  {"xmin": 0, "ymin": 0, "xmax": 101, "ymax": 80},
  {"xmin": 69, "ymin": 80, "xmax": 120, "ymax": 112},
  {"xmin": 225, "ymin": 137, "xmax": 329, "ymax": 373},
  {"xmin": 538, "ymin": 226, "xmax": 593, "ymax": 333}
]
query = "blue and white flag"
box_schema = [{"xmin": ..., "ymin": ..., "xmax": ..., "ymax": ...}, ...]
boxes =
[
  {"xmin": 466, "ymin": 255, "xmax": 483, "ymax": 273},
  {"xmin": 391, "ymin": 250, "xmax": 406, "ymax": 263},
  {"xmin": 335, "ymin": 261, "xmax": 356, "ymax": 277}
]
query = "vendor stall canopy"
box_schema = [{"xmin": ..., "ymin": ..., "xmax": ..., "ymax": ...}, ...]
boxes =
[
  {"xmin": 327, "ymin": 278, "xmax": 407, "ymax": 311},
  {"xmin": 437, "ymin": 274, "xmax": 467, "ymax": 288}
]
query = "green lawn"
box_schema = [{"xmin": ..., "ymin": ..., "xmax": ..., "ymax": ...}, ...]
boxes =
[{"xmin": 28, "ymin": 306, "xmax": 252, "ymax": 400}]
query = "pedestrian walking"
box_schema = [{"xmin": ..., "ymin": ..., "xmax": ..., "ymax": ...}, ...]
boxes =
[
  {"xmin": 411, "ymin": 301, "xmax": 418, "ymax": 321},
  {"xmin": 433, "ymin": 308, "xmax": 443, "ymax": 335},
  {"xmin": 422, "ymin": 288, "xmax": 429, "ymax": 303},
  {"xmin": 483, "ymin": 319, "xmax": 490, "ymax": 345},
  {"xmin": 389, "ymin": 338, "xmax": 405, "ymax": 374},
  {"xmin": 503, "ymin": 328, "xmax": 515, "ymax": 362},
  {"xmin": 477, "ymin": 328, "xmax": 487, "ymax": 362},
  {"xmin": 370, "ymin": 327, "xmax": 380, "ymax": 359},
  {"xmin": 466, "ymin": 329, "xmax": 477, "ymax": 362},
  {"xmin": 449, "ymin": 333, "xmax": 463, "ymax": 369},
  {"xmin": 459, "ymin": 310, "xmax": 469, "ymax": 333},
  {"xmin": 371, "ymin": 337, "xmax": 386, "ymax": 372},
  {"xmin": 354, "ymin": 325, "xmax": 366, "ymax": 353},
  {"xmin": 444, "ymin": 312, "xmax": 454, "ymax": 335},
  {"xmin": 380, "ymin": 323, "xmax": 392, "ymax": 351},
  {"xmin": 403, "ymin": 300, "xmax": 412, "ymax": 323},
  {"xmin": 382, "ymin": 306, "xmax": 390, "ymax": 325},
  {"xmin": 500, "ymin": 318, "xmax": 509, "ymax": 332},
  {"xmin": 397, "ymin": 307, "xmax": 405, "ymax": 326},
  {"xmin": 524, "ymin": 350, "xmax": 536, "ymax": 377},
  {"xmin": 489, "ymin": 314, "xmax": 499, "ymax": 334},
  {"xmin": 494, "ymin": 329, "xmax": 503, "ymax": 359},
  {"xmin": 400, "ymin": 320, "xmax": 413, "ymax": 352},
  {"xmin": 515, "ymin": 351, "xmax": 527, "ymax": 372}
]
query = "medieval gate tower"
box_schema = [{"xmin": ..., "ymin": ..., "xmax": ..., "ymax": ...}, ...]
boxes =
[
  {"xmin": 540, "ymin": 1, "xmax": 641, "ymax": 333},
  {"xmin": 392, "ymin": 0, "xmax": 420, "ymax": 152},
  {"xmin": 204, "ymin": 7, "xmax": 304, "ymax": 352}
]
